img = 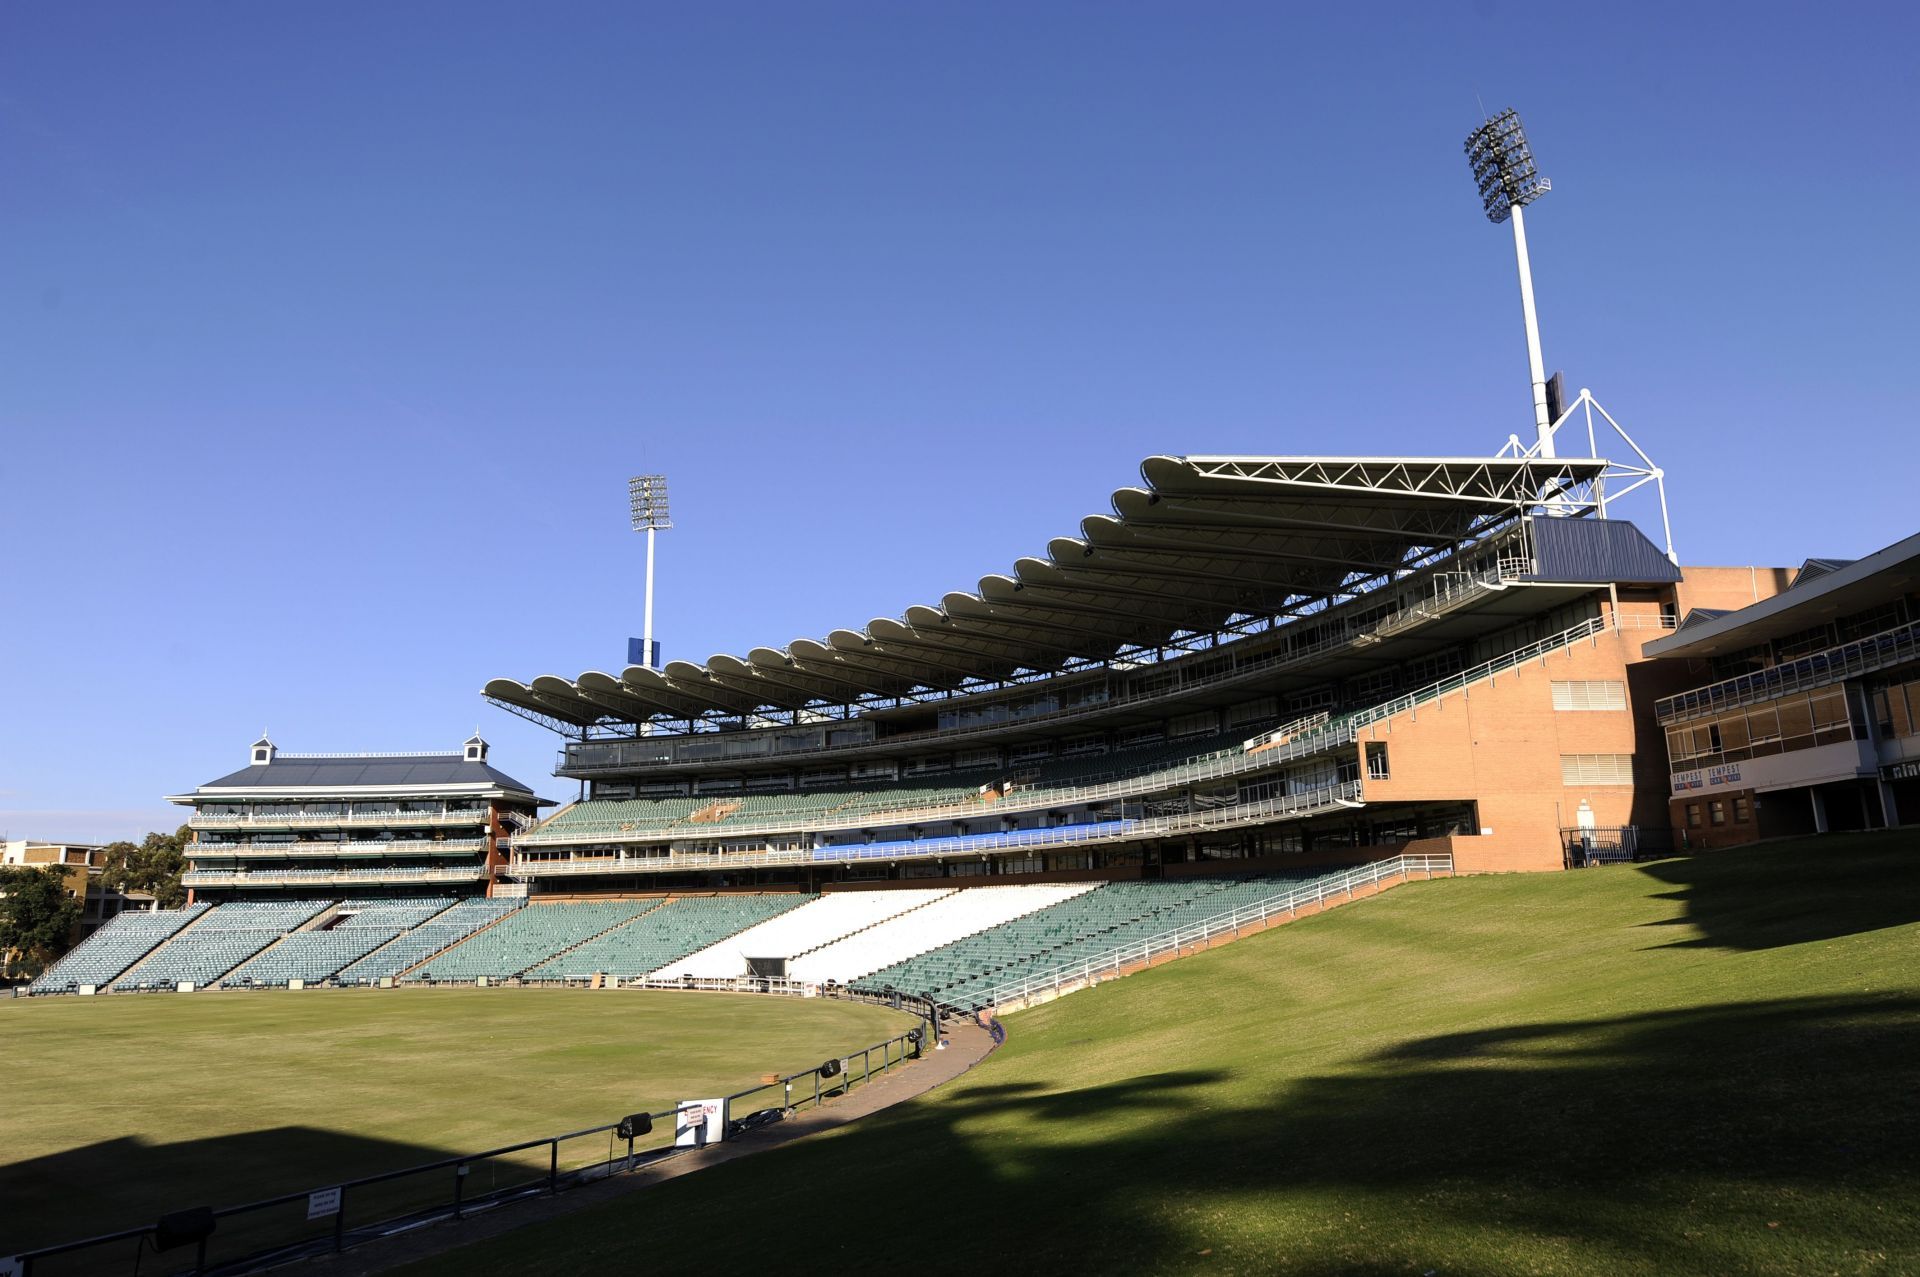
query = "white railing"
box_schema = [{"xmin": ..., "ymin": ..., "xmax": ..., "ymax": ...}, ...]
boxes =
[
  {"xmin": 188, "ymin": 839, "xmax": 487, "ymax": 858},
  {"xmin": 939, "ymin": 851, "xmax": 1453, "ymax": 1012},
  {"xmin": 508, "ymin": 781, "xmax": 1364, "ymax": 878},
  {"xmin": 190, "ymin": 810, "xmax": 490, "ymax": 829},
  {"xmin": 559, "ymin": 552, "xmax": 1542, "ymax": 775},
  {"xmin": 521, "ymin": 611, "xmax": 1644, "ymax": 852},
  {"xmin": 1654, "ymin": 617, "xmax": 1920, "ymax": 724},
  {"xmin": 182, "ymin": 867, "xmax": 488, "ymax": 886}
]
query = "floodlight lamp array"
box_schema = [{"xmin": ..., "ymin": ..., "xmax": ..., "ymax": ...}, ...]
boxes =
[
  {"xmin": 1465, "ymin": 108, "xmax": 1550, "ymax": 224},
  {"xmin": 628, "ymin": 474, "xmax": 672, "ymax": 531}
]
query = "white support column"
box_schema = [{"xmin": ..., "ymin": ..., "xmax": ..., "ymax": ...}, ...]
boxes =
[
  {"xmin": 1510, "ymin": 203, "xmax": 1554, "ymax": 458},
  {"xmin": 643, "ymin": 526, "xmax": 658, "ymax": 669}
]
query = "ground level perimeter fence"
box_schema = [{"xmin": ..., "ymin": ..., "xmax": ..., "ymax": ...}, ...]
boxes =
[{"xmin": 8, "ymin": 1012, "xmax": 928, "ymax": 1277}]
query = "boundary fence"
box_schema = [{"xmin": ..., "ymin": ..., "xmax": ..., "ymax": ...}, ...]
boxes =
[
  {"xmin": 872, "ymin": 851, "xmax": 1454, "ymax": 1014},
  {"xmin": 7, "ymin": 1012, "xmax": 928, "ymax": 1277}
]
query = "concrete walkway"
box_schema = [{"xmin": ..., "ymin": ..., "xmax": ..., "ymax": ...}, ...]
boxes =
[{"xmin": 281, "ymin": 1020, "xmax": 998, "ymax": 1276}]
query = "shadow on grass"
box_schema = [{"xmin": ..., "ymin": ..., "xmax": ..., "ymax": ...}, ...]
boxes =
[
  {"xmin": 1636, "ymin": 832, "xmax": 1920, "ymax": 950},
  {"xmin": 2, "ymin": 1125, "xmax": 461, "ymax": 1271},
  {"xmin": 436, "ymin": 994, "xmax": 1920, "ymax": 1276}
]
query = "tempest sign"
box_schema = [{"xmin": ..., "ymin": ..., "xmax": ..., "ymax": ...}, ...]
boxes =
[{"xmin": 1672, "ymin": 763, "xmax": 1742, "ymax": 794}]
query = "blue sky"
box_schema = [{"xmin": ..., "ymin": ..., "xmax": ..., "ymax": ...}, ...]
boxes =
[{"xmin": 3, "ymin": 3, "xmax": 1916, "ymax": 841}]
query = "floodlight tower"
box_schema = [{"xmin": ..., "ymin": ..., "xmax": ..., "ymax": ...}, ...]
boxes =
[
  {"xmin": 1465, "ymin": 109, "xmax": 1556, "ymax": 457},
  {"xmin": 628, "ymin": 474, "xmax": 671, "ymax": 671}
]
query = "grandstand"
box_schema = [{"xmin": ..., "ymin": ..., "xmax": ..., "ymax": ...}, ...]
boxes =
[
  {"xmin": 169, "ymin": 735, "xmax": 547, "ymax": 902},
  {"xmin": 112, "ymin": 900, "xmax": 332, "ymax": 991},
  {"xmin": 491, "ymin": 455, "xmax": 1793, "ymax": 885},
  {"xmin": 29, "ymin": 904, "xmax": 210, "ymax": 994}
]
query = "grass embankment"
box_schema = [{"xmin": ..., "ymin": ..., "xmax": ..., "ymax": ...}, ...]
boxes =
[
  {"xmin": 409, "ymin": 834, "xmax": 1920, "ymax": 1277},
  {"xmin": 0, "ymin": 988, "xmax": 908, "ymax": 1260}
]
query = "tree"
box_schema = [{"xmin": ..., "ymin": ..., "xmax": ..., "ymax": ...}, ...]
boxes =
[
  {"xmin": 0, "ymin": 865, "xmax": 84, "ymax": 964},
  {"xmin": 99, "ymin": 824, "xmax": 190, "ymax": 909}
]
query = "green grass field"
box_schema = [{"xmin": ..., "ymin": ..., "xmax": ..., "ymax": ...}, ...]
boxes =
[
  {"xmin": 0, "ymin": 987, "xmax": 909, "ymax": 1261},
  {"xmin": 398, "ymin": 835, "xmax": 1920, "ymax": 1277}
]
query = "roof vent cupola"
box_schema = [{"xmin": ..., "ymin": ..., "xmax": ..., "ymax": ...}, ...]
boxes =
[
  {"xmin": 464, "ymin": 733, "xmax": 488, "ymax": 763},
  {"xmin": 251, "ymin": 733, "xmax": 276, "ymax": 767}
]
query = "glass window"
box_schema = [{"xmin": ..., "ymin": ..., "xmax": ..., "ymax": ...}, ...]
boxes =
[
  {"xmin": 1686, "ymin": 804, "xmax": 1702, "ymax": 828},
  {"xmin": 1733, "ymin": 795, "xmax": 1751, "ymax": 823},
  {"xmin": 1709, "ymin": 800, "xmax": 1726, "ymax": 826}
]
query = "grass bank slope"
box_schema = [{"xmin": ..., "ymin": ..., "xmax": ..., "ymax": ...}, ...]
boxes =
[
  {"xmin": 0, "ymin": 988, "xmax": 906, "ymax": 1255},
  {"xmin": 409, "ymin": 835, "xmax": 1920, "ymax": 1277}
]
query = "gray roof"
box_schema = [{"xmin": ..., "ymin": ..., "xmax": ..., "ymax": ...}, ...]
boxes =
[
  {"xmin": 194, "ymin": 754, "xmax": 541, "ymax": 795},
  {"xmin": 1646, "ymin": 529, "xmax": 1920, "ymax": 659},
  {"xmin": 489, "ymin": 453, "xmax": 1616, "ymax": 727}
]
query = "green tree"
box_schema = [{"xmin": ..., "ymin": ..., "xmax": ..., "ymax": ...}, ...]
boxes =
[
  {"xmin": 99, "ymin": 824, "xmax": 190, "ymax": 909},
  {"xmin": 0, "ymin": 864, "xmax": 85, "ymax": 964}
]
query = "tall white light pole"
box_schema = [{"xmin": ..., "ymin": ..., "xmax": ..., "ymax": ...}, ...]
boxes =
[
  {"xmin": 1466, "ymin": 109, "xmax": 1555, "ymax": 457},
  {"xmin": 628, "ymin": 474, "xmax": 671, "ymax": 671}
]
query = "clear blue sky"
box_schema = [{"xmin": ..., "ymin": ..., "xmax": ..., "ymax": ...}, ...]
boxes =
[{"xmin": 3, "ymin": 3, "xmax": 1916, "ymax": 842}]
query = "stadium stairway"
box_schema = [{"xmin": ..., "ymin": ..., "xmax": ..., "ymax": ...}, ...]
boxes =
[
  {"xmin": 27, "ymin": 904, "xmax": 212, "ymax": 994},
  {"xmin": 218, "ymin": 899, "xmax": 460, "ymax": 989},
  {"xmin": 528, "ymin": 893, "xmax": 817, "ymax": 981},
  {"xmin": 111, "ymin": 900, "xmax": 333, "ymax": 992},
  {"xmin": 403, "ymin": 900, "xmax": 666, "ymax": 982},
  {"xmin": 338, "ymin": 898, "xmax": 524, "ymax": 984}
]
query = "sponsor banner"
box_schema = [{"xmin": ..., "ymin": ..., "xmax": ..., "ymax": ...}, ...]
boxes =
[
  {"xmin": 1672, "ymin": 763, "xmax": 1741, "ymax": 795},
  {"xmin": 1885, "ymin": 759, "xmax": 1920, "ymax": 783}
]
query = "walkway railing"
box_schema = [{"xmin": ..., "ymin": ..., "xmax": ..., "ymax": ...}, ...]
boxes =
[
  {"xmin": 8, "ymin": 1013, "xmax": 926, "ymax": 1277},
  {"xmin": 896, "ymin": 851, "xmax": 1454, "ymax": 1014},
  {"xmin": 190, "ymin": 810, "xmax": 490, "ymax": 830},
  {"xmin": 557, "ymin": 555, "xmax": 1540, "ymax": 777},
  {"xmin": 520, "ymin": 612, "xmax": 1647, "ymax": 855},
  {"xmin": 508, "ymin": 781, "xmax": 1366, "ymax": 878},
  {"xmin": 1654, "ymin": 618, "xmax": 1920, "ymax": 724}
]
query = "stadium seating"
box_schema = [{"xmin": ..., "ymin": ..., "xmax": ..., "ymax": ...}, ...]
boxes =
[
  {"xmin": 112, "ymin": 900, "xmax": 332, "ymax": 991},
  {"xmin": 218, "ymin": 899, "xmax": 454, "ymax": 988},
  {"xmin": 29, "ymin": 905, "xmax": 211, "ymax": 994},
  {"xmin": 857, "ymin": 873, "xmax": 1338, "ymax": 1008},
  {"xmin": 787, "ymin": 883, "xmax": 1096, "ymax": 983},
  {"xmin": 650, "ymin": 888, "xmax": 955, "ymax": 979},
  {"xmin": 411, "ymin": 901, "xmax": 655, "ymax": 981},
  {"xmin": 526, "ymin": 894, "xmax": 816, "ymax": 979},
  {"xmin": 337, "ymin": 898, "xmax": 523, "ymax": 983}
]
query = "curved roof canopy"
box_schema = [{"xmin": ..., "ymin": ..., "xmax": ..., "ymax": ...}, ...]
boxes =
[{"xmin": 487, "ymin": 454, "xmax": 1608, "ymax": 729}]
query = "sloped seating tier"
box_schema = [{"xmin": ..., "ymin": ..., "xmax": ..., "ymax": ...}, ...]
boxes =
[
  {"xmin": 521, "ymin": 725, "xmax": 1329, "ymax": 846},
  {"xmin": 412, "ymin": 901, "xmax": 653, "ymax": 981},
  {"xmin": 856, "ymin": 873, "xmax": 1338, "ymax": 1008},
  {"xmin": 113, "ymin": 900, "xmax": 332, "ymax": 991},
  {"xmin": 337, "ymin": 898, "xmax": 523, "ymax": 982},
  {"xmin": 220, "ymin": 899, "xmax": 456, "ymax": 988},
  {"xmin": 30, "ymin": 905, "xmax": 211, "ymax": 993},
  {"xmin": 786, "ymin": 884, "xmax": 1097, "ymax": 984},
  {"xmin": 529, "ymin": 894, "xmax": 816, "ymax": 979},
  {"xmin": 650, "ymin": 888, "xmax": 956, "ymax": 980}
]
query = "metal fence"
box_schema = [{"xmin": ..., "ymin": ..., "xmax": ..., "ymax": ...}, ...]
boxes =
[
  {"xmin": 516, "ymin": 611, "xmax": 1652, "ymax": 856},
  {"xmin": 8, "ymin": 1014, "xmax": 928, "ymax": 1277},
  {"xmin": 1558, "ymin": 825, "xmax": 1676, "ymax": 868},
  {"xmin": 870, "ymin": 851, "xmax": 1455, "ymax": 1015},
  {"xmin": 1654, "ymin": 617, "xmax": 1920, "ymax": 724}
]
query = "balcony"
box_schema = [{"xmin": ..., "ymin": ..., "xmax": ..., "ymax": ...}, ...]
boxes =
[
  {"xmin": 182, "ymin": 866, "xmax": 489, "ymax": 887},
  {"xmin": 187, "ymin": 839, "xmax": 488, "ymax": 859},
  {"xmin": 1655, "ymin": 619, "xmax": 1920, "ymax": 724},
  {"xmin": 508, "ymin": 780, "xmax": 1364, "ymax": 877},
  {"xmin": 190, "ymin": 809, "xmax": 491, "ymax": 831}
]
